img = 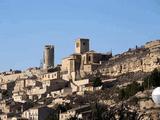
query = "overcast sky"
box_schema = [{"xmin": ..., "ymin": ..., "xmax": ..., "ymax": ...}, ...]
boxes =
[{"xmin": 0, "ymin": 0, "xmax": 160, "ymax": 72}]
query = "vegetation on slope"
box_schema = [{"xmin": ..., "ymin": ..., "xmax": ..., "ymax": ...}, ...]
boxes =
[{"xmin": 118, "ymin": 68, "xmax": 160, "ymax": 100}]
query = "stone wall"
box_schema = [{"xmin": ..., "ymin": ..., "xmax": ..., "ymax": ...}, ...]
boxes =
[{"xmin": 99, "ymin": 41, "xmax": 160, "ymax": 77}]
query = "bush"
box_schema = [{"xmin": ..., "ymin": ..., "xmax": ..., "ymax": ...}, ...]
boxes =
[
  {"xmin": 119, "ymin": 68, "xmax": 160, "ymax": 100},
  {"xmin": 118, "ymin": 81, "xmax": 143, "ymax": 100},
  {"xmin": 93, "ymin": 77, "xmax": 102, "ymax": 87},
  {"xmin": 142, "ymin": 68, "xmax": 160, "ymax": 89}
]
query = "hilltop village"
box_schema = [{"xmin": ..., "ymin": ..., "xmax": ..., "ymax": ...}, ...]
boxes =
[{"xmin": 0, "ymin": 38, "xmax": 160, "ymax": 119}]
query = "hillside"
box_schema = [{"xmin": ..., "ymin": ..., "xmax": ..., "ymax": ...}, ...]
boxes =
[
  {"xmin": 98, "ymin": 40, "xmax": 160, "ymax": 77},
  {"xmin": 66, "ymin": 40, "xmax": 160, "ymax": 119}
]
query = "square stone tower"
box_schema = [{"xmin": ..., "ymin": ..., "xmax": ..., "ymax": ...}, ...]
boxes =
[{"xmin": 75, "ymin": 38, "xmax": 89, "ymax": 54}]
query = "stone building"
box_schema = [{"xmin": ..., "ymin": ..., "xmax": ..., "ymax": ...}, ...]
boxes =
[
  {"xmin": 12, "ymin": 91, "xmax": 28, "ymax": 103},
  {"xmin": 60, "ymin": 38, "xmax": 112, "ymax": 93},
  {"xmin": 61, "ymin": 54, "xmax": 81, "ymax": 81},
  {"xmin": 61, "ymin": 38, "xmax": 112, "ymax": 81},
  {"xmin": 42, "ymin": 79, "xmax": 68, "ymax": 92},
  {"xmin": 0, "ymin": 72, "xmax": 25, "ymax": 84},
  {"xmin": 13, "ymin": 78, "xmax": 41, "ymax": 93},
  {"xmin": 81, "ymin": 51, "xmax": 112, "ymax": 73},
  {"xmin": 75, "ymin": 38, "xmax": 89, "ymax": 54},
  {"xmin": 0, "ymin": 100, "xmax": 31, "ymax": 114},
  {"xmin": 59, "ymin": 104, "xmax": 91, "ymax": 120},
  {"xmin": 0, "ymin": 113, "xmax": 20, "ymax": 120},
  {"xmin": 43, "ymin": 45, "xmax": 54, "ymax": 69},
  {"xmin": 22, "ymin": 106, "xmax": 53, "ymax": 120},
  {"xmin": 41, "ymin": 71, "xmax": 60, "ymax": 81}
]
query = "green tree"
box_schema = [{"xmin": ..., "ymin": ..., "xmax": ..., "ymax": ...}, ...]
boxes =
[
  {"xmin": 142, "ymin": 68, "xmax": 160, "ymax": 89},
  {"xmin": 150, "ymin": 68, "xmax": 160, "ymax": 87},
  {"xmin": 119, "ymin": 89, "xmax": 126, "ymax": 100},
  {"xmin": 118, "ymin": 81, "xmax": 143, "ymax": 100},
  {"xmin": 45, "ymin": 110, "xmax": 58, "ymax": 120},
  {"xmin": 93, "ymin": 77, "xmax": 102, "ymax": 87}
]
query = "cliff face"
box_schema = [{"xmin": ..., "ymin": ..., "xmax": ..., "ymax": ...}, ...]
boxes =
[{"xmin": 99, "ymin": 40, "xmax": 160, "ymax": 77}]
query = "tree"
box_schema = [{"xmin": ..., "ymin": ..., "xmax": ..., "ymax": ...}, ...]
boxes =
[
  {"xmin": 56, "ymin": 104, "xmax": 71, "ymax": 112},
  {"xmin": 142, "ymin": 68, "xmax": 160, "ymax": 89},
  {"xmin": 118, "ymin": 81, "xmax": 143, "ymax": 100},
  {"xmin": 150, "ymin": 68, "xmax": 160, "ymax": 87},
  {"xmin": 91, "ymin": 103, "xmax": 112, "ymax": 120},
  {"xmin": 119, "ymin": 89, "xmax": 126, "ymax": 100},
  {"xmin": 93, "ymin": 77, "xmax": 102, "ymax": 87}
]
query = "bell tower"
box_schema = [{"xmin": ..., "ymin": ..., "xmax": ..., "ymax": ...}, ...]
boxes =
[{"xmin": 75, "ymin": 38, "xmax": 89, "ymax": 54}]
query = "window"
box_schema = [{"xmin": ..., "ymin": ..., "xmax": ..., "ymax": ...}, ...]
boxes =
[
  {"xmin": 76, "ymin": 42, "xmax": 79, "ymax": 48},
  {"xmin": 83, "ymin": 42, "xmax": 86, "ymax": 46},
  {"xmin": 88, "ymin": 56, "xmax": 91, "ymax": 61}
]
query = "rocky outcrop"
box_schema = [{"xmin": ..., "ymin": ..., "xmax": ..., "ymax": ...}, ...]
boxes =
[{"xmin": 99, "ymin": 40, "xmax": 160, "ymax": 77}]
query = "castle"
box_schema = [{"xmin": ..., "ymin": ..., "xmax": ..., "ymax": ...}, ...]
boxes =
[
  {"xmin": 41, "ymin": 38, "xmax": 112, "ymax": 93},
  {"xmin": 60, "ymin": 38, "xmax": 112, "ymax": 81},
  {"xmin": 42, "ymin": 39, "xmax": 160, "ymax": 81}
]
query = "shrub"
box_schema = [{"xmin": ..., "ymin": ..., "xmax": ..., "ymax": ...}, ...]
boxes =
[
  {"xmin": 118, "ymin": 81, "xmax": 143, "ymax": 100},
  {"xmin": 93, "ymin": 77, "xmax": 102, "ymax": 87},
  {"xmin": 142, "ymin": 68, "xmax": 160, "ymax": 89}
]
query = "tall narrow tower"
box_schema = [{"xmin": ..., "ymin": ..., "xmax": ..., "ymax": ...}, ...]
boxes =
[
  {"xmin": 43, "ymin": 45, "xmax": 54, "ymax": 69},
  {"xmin": 75, "ymin": 38, "xmax": 89, "ymax": 54}
]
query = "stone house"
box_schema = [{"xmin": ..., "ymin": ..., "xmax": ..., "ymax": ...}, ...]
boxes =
[
  {"xmin": 59, "ymin": 104, "xmax": 92, "ymax": 120},
  {"xmin": 22, "ymin": 106, "xmax": 53, "ymax": 120}
]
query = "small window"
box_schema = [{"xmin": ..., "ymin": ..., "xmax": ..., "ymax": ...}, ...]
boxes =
[
  {"xmin": 76, "ymin": 43, "xmax": 79, "ymax": 48},
  {"xmin": 83, "ymin": 42, "xmax": 86, "ymax": 45},
  {"xmin": 88, "ymin": 56, "xmax": 91, "ymax": 61}
]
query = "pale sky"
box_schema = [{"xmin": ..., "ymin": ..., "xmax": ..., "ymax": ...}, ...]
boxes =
[{"xmin": 0, "ymin": 0, "xmax": 160, "ymax": 72}]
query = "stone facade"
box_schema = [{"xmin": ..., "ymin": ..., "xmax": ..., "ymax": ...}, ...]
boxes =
[
  {"xmin": 61, "ymin": 39, "xmax": 112, "ymax": 81},
  {"xmin": 59, "ymin": 104, "xmax": 91, "ymax": 120},
  {"xmin": 81, "ymin": 51, "xmax": 112, "ymax": 73},
  {"xmin": 41, "ymin": 71, "xmax": 60, "ymax": 80},
  {"xmin": 0, "ymin": 72, "xmax": 25, "ymax": 84},
  {"xmin": 43, "ymin": 45, "xmax": 54, "ymax": 69},
  {"xmin": 75, "ymin": 38, "xmax": 89, "ymax": 54},
  {"xmin": 22, "ymin": 106, "xmax": 53, "ymax": 120},
  {"xmin": 61, "ymin": 54, "xmax": 81, "ymax": 81},
  {"xmin": 13, "ymin": 78, "xmax": 40, "ymax": 92}
]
